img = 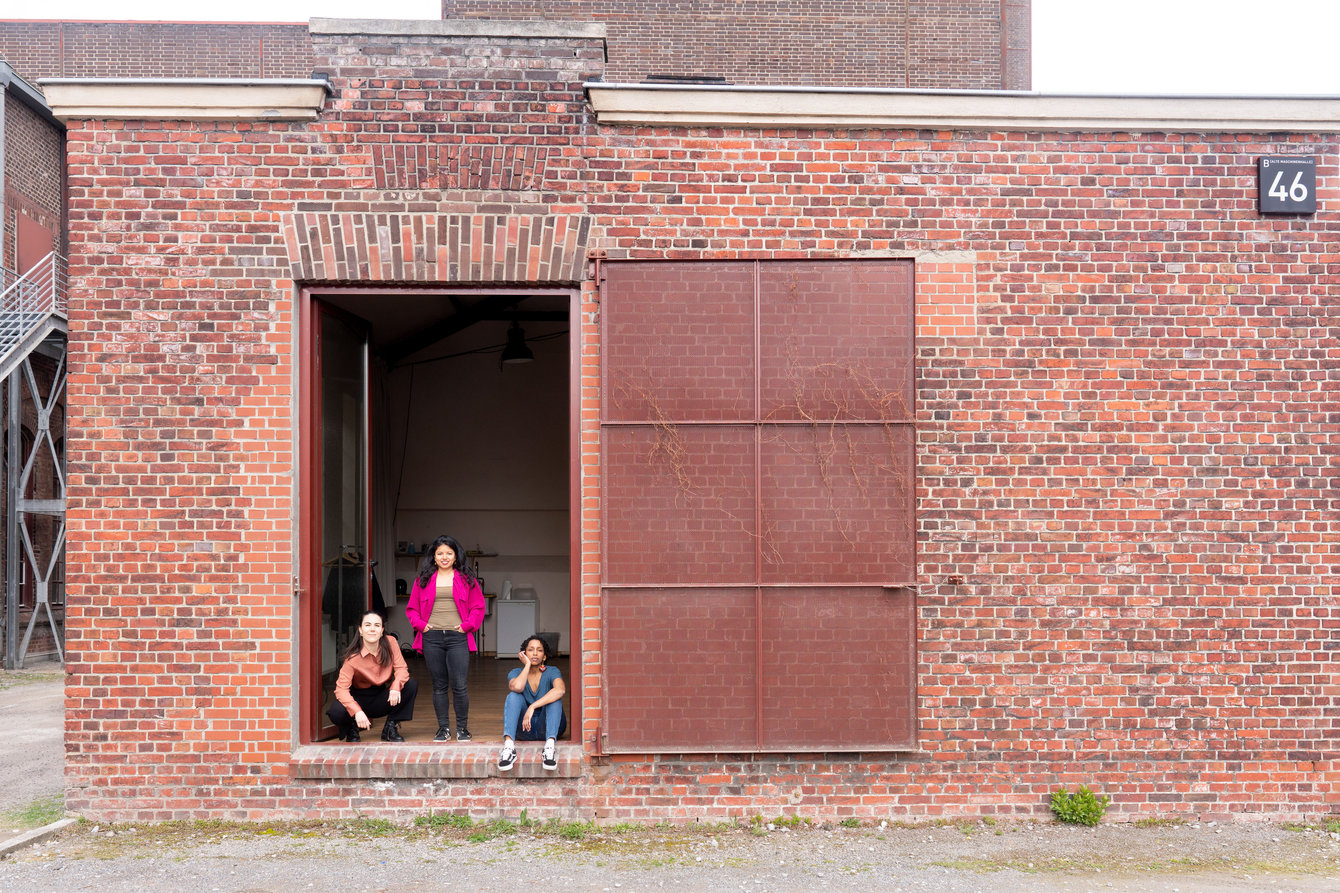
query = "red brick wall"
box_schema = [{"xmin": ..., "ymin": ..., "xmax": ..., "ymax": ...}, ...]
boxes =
[
  {"xmin": 60, "ymin": 26, "xmax": 1337, "ymax": 823},
  {"xmin": 61, "ymin": 29, "xmax": 605, "ymax": 821},
  {"xmin": 580, "ymin": 127, "xmax": 1338, "ymax": 820},
  {"xmin": 0, "ymin": 21, "xmax": 312, "ymax": 81},
  {"xmin": 443, "ymin": 0, "xmax": 1030, "ymax": 89},
  {"xmin": 62, "ymin": 109, "xmax": 303, "ymax": 810}
]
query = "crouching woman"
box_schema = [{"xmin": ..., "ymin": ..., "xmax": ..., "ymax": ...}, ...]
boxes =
[
  {"xmin": 327, "ymin": 611, "xmax": 418, "ymax": 742},
  {"xmin": 497, "ymin": 635, "xmax": 566, "ymax": 771}
]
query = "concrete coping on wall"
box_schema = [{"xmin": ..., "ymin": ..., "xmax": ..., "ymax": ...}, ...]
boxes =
[
  {"xmin": 309, "ymin": 17, "xmax": 606, "ymax": 41},
  {"xmin": 585, "ymin": 83, "xmax": 1340, "ymax": 133},
  {"xmin": 37, "ymin": 78, "xmax": 333, "ymax": 122},
  {"xmin": 1, "ymin": 61, "xmax": 61, "ymax": 129}
]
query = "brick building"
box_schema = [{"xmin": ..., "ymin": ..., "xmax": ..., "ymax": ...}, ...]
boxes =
[
  {"xmin": 442, "ymin": 0, "xmax": 1032, "ymax": 89},
  {"xmin": 0, "ymin": 62, "xmax": 66, "ymax": 669},
  {"xmin": 0, "ymin": 7, "xmax": 1337, "ymax": 823}
]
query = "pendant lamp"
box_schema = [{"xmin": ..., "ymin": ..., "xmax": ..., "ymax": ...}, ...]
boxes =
[{"xmin": 500, "ymin": 320, "xmax": 534, "ymax": 365}]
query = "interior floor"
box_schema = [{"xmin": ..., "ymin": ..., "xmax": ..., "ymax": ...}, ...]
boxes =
[{"xmin": 324, "ymin": 652, "xmax": 572, "ymax": 745}]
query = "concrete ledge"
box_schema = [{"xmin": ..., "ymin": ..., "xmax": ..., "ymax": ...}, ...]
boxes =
[
  {"xmin": 311, "ymin": 18, "xmax": 606, "ymax": 40},
  {"xmin": 586, "ymin": 84, "xmax": 1340, "ymax": 133},
  {"xmin": 291, "ymin": 743, "xmax": 583, "ymax": 780},
  {"xmin": 38, "ymin": 78, "xmax": 332, "ymax": 122},
  {"xmin": 0, "ymin": 817, "xmax": 77, "ymax": 858}
]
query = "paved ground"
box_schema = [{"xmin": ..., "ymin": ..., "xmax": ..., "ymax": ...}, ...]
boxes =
[
  {"xmin": 0, "ymin": 665, "xmax": 64, "ymax": 847},
  {"xmin": 1, "ymin": 668, "xmax": 1338, "ymax": 892}
]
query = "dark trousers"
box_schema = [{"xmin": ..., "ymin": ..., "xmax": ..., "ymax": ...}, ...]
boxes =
[
  {"xmin": 422, "ymin": 629, "xmax": 470, "ymax": 730},
  {"xmin": 326, "ymin": 677, "xmax": 418, "ymax": 736}
]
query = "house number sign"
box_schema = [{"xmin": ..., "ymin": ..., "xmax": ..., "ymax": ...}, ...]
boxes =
[{"xmin": 1258, "ymin": 156, "xmax": 1316, "ymax": 214}]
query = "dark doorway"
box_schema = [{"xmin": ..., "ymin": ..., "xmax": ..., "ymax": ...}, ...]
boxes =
[{"xmin": 300, "ymin": 288, "xmax": 574, "ymax": 743}]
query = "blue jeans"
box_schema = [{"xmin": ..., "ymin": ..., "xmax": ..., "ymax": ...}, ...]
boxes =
[
  {"xmin": 503, "ymin": 691, "xmax": 567, "ymax": 741},
  {"xmin": 421, "ymin": 629, "xmax": 470, "ymax": 730}
]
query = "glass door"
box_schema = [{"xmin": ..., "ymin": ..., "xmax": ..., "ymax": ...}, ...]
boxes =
[{"xmin": 306, "ymin": 300, "xmax": 370, "ymax": 740}]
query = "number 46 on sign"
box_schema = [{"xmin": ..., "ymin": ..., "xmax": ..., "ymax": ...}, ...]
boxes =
[{"xmin": 1258, "ymin": 156, "xmax": 1316, "ymax": 214}]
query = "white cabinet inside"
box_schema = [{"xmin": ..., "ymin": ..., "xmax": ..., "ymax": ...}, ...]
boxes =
[{"xmin": 494, "ymin": 599, "xmax": 537, "ymax": 658}]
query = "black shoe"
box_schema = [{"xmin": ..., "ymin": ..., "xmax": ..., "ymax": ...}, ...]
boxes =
[
  {"xmin": 341, "ymin": 727, "xmax": 360, "ymax": 742},
  {"xmin": 433, "ymin": 726, "xmax": 450, "ymax": 742},
  {"xmin": 455, "ymin": 727, "xmax": 472, "ymax": 742},
  {"xmin": 381, "ymin": 720, "xmax": 404, "ymax": 742}
]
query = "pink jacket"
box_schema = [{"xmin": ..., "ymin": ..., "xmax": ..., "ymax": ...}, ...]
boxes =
[{"xmin": 405, "ymin": 569, "xmax": 486, "ymax": 652}]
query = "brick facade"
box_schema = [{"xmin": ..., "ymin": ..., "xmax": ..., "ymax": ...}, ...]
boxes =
[
  {"xmin": 3, "ymin": 88, "xmax": 63, "ymax": 271},
  {"xmin": 0, "ymin": 5, "xmax": 1028, "ymax": 90},
  {"xmin": 0, "ymin": 21, "xmax": 312, "ymax": 81},
  {"xmin": 44, "ymin": 20, "xmax": 1340, "ymax": 824},
  {"xmin": 444, "ymin": 0, "xmax": 1031, "ymax": 89}
]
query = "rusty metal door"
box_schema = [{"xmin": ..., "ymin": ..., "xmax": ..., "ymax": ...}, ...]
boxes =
[{"xmin": 601, "ymin": 260, "xmax": 916, "ymax": 752}]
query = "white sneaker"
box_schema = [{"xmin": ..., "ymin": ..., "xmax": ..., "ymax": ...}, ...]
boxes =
[
  {"xmin": 542, "ymin": 739, "xmax": 557, "ymax": 771},
  {"xmin": 498, "ymin": 742, "xmax": 516, "ymax": 771}
]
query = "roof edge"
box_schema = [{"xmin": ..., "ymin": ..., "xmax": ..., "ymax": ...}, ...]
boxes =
[
  {"xmin": 0, "ymin": 61, "xmax": 62, "ymax": 130},
  {"xmin": 310, "ymin": 17, "xmax": 606, "ymax": 40},
  {"xmin": 37, "ymin": 78, "xmax": 332, "ymax": 122},
  {"xmin": 585, "ymin": 84, "xmax": 1340, "ymax": 134}
]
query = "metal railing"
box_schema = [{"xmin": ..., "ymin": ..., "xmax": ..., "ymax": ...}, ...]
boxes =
[{"xmin": 0, "ymin": 253, "xmax": 67, "ymax": 387}]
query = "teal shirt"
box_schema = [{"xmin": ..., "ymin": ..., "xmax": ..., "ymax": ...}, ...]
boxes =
[{"xmin": 507, "ymin": 665, "xmax": 562, "ymax": 706}]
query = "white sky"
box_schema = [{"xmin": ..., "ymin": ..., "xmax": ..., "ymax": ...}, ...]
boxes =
[
  {"xmin": 1033, "ymin": 0, "xmax": 1340, "ymax": 95},
  {"xmin": 10, "ymin": 0, "xmax": 1340, "ymax": 95}
]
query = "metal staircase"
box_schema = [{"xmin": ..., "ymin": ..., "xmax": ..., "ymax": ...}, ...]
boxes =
[
  {"xmin": 0, "ymin": 252, "xmax": 67, "ymax": 668},
  {"xmin": 0, "ymin": 253, "xmax": 67, "ymax": 384}
]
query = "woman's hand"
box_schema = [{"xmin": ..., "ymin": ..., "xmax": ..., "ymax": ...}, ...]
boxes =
[
  {"xmin": 518, "ymin": 650, "xmax": 529, "ymax": 666},
  {"xmin": 453, "ymin": 623, "xmax": 463, "ymax": 632},
  {"xmin": 388, "ymin": 689, "xmax": 401, "ymax": 707},
  {"xmin": 521, "ymin": 706, "xmax": 536, "ymax": 732},
  {"xmin": 354, "ymin": 710, "xmax": 371, "ymax": 730}
]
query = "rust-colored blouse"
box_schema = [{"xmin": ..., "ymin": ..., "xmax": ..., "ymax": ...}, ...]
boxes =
[{"xmin": 334, "ymin": 635, "xmax": 410, "ymax": 717}]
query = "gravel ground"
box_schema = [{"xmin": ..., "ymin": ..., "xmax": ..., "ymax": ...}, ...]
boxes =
[
  {"xmin": 0, "ymin": 666, "xmax": 64, "ymax": 840},
  {"xmin": 2, "ymin": 668, "xmax": 1338, "ymax": 892},
  {"xmin": 1, "ymin": 817, "xmax": 1338, "ymax": 892}
]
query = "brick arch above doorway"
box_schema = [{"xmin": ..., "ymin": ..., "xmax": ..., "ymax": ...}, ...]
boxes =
[{"xmin": 282, "ymin": 213, "xmax": 591, "ymax": 285}]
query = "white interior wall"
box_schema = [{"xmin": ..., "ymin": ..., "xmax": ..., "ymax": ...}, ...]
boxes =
[{"xmin": 373, "ymin": 320, "xmax": 570, "ymax": 653}]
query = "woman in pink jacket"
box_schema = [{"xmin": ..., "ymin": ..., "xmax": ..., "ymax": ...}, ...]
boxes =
[{"xmin": 405, "ymin": 534, "xmax": 486, "ymax": 741}]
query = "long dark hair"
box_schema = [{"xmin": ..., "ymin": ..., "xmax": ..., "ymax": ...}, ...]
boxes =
[
  {"xmin": 415, "ymin": 534, "xmax": 477, "ymax": 588},
  {"xmin": 342, "ymin": 610, "xmax": 393, "ymax": 666}
]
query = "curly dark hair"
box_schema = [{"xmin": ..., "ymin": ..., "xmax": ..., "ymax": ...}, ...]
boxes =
[{"xmin": 519, "ymin": 634, "xmax": 551, "ymax": 663}]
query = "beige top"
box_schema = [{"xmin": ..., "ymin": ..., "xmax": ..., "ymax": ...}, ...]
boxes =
[{"xmin": 428, "ymin": 574, "xmax": 462, "ymax": 630}]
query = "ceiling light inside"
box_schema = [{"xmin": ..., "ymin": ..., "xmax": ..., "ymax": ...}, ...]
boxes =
[{"xmin": 500, "ymin": 320, "xmax": 534, "ymax": 365}]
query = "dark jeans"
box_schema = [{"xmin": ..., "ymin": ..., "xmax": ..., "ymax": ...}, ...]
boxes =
[
  {"xmin": 422, "ymin": 629, "xmax": 470, "ymax": 730},
  {"xmin": 326, "ymin": 677, "xmax": 418, "ymax": 737}
]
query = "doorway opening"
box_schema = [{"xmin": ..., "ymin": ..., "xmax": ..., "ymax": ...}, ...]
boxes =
[{"xmin": 300, "ymin": 287, "xmax": 575, "ymax": 744}]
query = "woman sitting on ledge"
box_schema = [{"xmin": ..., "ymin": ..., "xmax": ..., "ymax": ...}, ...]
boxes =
[
  {"xmin": 497, "ymin": 635, "xmax": 566, "ymax": 772},
  {"xmin": 327, "ymin": 610, "xmax": 418, "ymax": 742}
]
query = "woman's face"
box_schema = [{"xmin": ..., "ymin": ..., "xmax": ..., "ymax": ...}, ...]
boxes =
[
  {"xmin": 434, "ymin": 543, "xmax": 456, "ymax": 572},
  {"xmin": 359, "ymin": 615, "xmax": 384, "ymax": 648},
  {"xmin": 524, "ymin": 639, "xmax": 547, "ymax": 667}
]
